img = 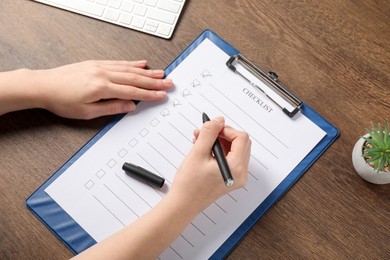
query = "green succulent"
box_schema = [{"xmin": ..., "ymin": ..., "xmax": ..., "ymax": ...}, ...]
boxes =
[{"xmin": 362, "ymin": 120, "xmax": 390, "ymax": 172}]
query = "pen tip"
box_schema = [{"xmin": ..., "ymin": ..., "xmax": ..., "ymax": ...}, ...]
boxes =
[{"xmin": 202, "ymin": 112, "xmax": 210, "ymax": 123}]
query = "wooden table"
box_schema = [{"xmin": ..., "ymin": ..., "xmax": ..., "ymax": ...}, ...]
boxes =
[{"xmin": 1, "ymin": 0, "xmax": 389, "ymax": 259}]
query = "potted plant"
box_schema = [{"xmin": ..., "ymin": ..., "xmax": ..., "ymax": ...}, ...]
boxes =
[{"xmin": 352, "ymin": 120, "xmax": 390, "ymax": 184}]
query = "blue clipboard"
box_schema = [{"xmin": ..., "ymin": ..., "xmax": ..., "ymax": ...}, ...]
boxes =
[{"xmin": 26, "ymin": 29, "xmax": 339, "ymax": 259}]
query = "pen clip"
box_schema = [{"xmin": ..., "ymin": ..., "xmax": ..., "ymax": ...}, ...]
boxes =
[{"xmin": 226, "ymin": 54, "xmax": 302, "ymax": 118}]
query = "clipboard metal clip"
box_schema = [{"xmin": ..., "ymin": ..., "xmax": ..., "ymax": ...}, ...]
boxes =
[{"xmin": 226, "ymin": 54, "xmax": 302, "ymax": 118}]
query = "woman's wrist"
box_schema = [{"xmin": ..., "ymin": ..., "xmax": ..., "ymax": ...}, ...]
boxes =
[
  {"xmin": 27, "ymin": 69, "xmax": 51, "ymax": 110},
  {"xmin": 165, "ymin": 186, "xmax": 216, "ymax": 220},
  {"xmin": 0, "ymin": 69, "xmax": 40, "ymax": 114}
]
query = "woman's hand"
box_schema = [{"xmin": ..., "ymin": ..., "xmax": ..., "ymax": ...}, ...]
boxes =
[
  {"xmin": 0, "ymin": 60, "xmax": 173, "ymax": 119},
  {"xmin": 170, "ymin": 116, "xmax": 251, "ymax": 213},
  {"xmin": 34, "ymin": 60, "xmax": 173, "ymax": 119}
]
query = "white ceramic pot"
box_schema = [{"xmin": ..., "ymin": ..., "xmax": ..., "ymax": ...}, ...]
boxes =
[{"xmin": 352, "ymin": 134, "xmax": 390, "ymax": 184}]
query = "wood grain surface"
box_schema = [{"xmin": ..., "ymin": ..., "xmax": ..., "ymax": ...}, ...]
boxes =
[{"xmin": 0, "ymin": 0, "xmax": 389, "ymax": 259}]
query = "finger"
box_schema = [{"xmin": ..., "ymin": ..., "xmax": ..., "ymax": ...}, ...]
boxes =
[
  {"xmin": 217, "ymin": 125, "xmax": 234, "ymax": 153},
  {"xmin": 80, "ymin": 100, "xmax": 137, "ymax": 119},
  {"xmin": 89, "ymin": 60, "xmax": 163, "ymax": 78},
  {"xmin": 95, "ymin": 60, "xmax": 167, "ymax": 79},
  {"xmin": 95, "ymin": 60, "xmax": 148, "ymax": 69},
  {"xmin": 192, "ymin": 129, "xmax": 200, "ymax": 143},
  {"xmin": 218, "ymin": 127, "xmax": 251, "ymax": 187},
  {"xmin": 107, "ymin": 67, "xmax": 166, "ymax": 79},
  {"xmin": 192, "ymin": 117, "xmax": 225, "ymax": 157},
  {"xmin": 220, "ymin": 127, "xmax": 251, "ymax": 159},
  {"xmin": 102, "ymin": 83, "xmax": 168, "ymax": 101},
  {"xmin": 193, "ymin": 129, "xmax": 200, "ymax": 138},
  {"xmin": 107, "ymin": 72, "xmax": 173, "ymax": 91}
]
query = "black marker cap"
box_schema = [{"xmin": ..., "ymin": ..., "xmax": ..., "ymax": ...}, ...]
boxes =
[{"xmin": 122, "ymin": 162, "xmax": 165, "ymax": 188}]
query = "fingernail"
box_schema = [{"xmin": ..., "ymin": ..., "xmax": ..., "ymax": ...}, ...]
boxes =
[
  {"xmin": 156, "ymin": 91, "xmax": 167, "ymax": 97},
  {"xmin": 153, "ymin": 70, "xmax": 164, "ymax": 76},
  {"xmin": 136, "ymin": 60, "xmax": 147, "ymax": 65},
  {"xmin": 162, "ymin": 79, "xmax": 173, "ymax": 86},
  {"xmin": 213, "ymin": 116, "xmax": 225, "ymax": 123},
  {"xmin": 126, "ymin": 103, "xmax": 136, "ymax": 112}
]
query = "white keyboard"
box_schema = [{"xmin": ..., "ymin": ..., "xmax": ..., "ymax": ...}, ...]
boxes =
[{"xmin": 32, "ymin": 0, "xmax": 186, "ymax": 39}]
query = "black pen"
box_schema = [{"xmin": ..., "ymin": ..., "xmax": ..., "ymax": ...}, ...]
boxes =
[
  {"xmin": 202, "ymin": 113, "xmax": 234, "ymax": 187},
  {"xmin": 122, "ymin": 162, "xmax": 165, "ymax": 188}
]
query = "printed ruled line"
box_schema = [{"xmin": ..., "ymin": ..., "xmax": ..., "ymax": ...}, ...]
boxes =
[
  {"xmin": 251, "ymin": 155, "xmax": 268, "ymax": 170},
  {"xmin": 148, "ymin": 142, "xmax": 178, "ymax": 170},
  {"xmin": 92, "ymin": 194, "xmax": 125, "ymax": 227},
  {"xmin": 228, "ymin": 186, "xmax": 250, "ymax": 203},
  {"xmin": 202, "ymin": 211, "xmax": 216, "ymax": 225},
  {"xmin": 214, "ymin": 201, "xmax": 227, "ymax": 214},
  {"xmin": 227, "ymin": 193, "xmax": 238, "ymax": 203},
  {"xmin": 250, "ymin": 136, "xmax": 279, "ymax": 159},
  {"xmin": 179, "ymin": 111, "xmax": 198, "ymax": 129},
  {"xmin": 190, "ymin": 222, "xmax": 206, "ymax": 236},
  {"xmin": 104, "ymin": 184, "xmax": 139, "ymax": 218},
  {"xmin": 248, "ymin": 170, "xmax": 260, "ymax": 181},
  {"xmin": 180, "ymin": 234, "xmax": 194, "ymax": 248},
  {"xmin": 189, "ymin": 102, "xmax": 202, "ymax": 114},
  {"xmin": 158, "ymin": 132, "xmax": 186, "ymax": 157},
  {"xmin": 168, "ymin": 122, "xmax": 192, "ymax": 143},
  {"xmin": 168, "ymin": 245, "xmax": 183, "ymax": 259},
  {"xmin": 115, "ymin": 173, "xmax": 153, "ymax": 208}
]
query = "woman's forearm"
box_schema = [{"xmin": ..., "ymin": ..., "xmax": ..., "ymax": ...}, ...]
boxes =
[{"xmin": 73, "ymin": 192, "xmax": 199, "ymax": 260}]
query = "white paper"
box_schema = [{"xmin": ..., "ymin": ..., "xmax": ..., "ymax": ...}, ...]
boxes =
[{"xmin": 45, "ymin": 38, "xmax": 326, "ymax": 259}]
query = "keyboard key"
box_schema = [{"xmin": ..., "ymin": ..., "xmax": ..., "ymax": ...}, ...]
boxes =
[
  {"xmin": 158, "ymin": 0, "xmax": 181, "ymax": 13},
  {"xmin": 104, "ymin": 8, "xmax": 120, "ymax": 21},
  {"xmin": 119, "ymin": 12, "xmax": 133, "ymax": 25},
  {"xmin": 145, "ymin": 0, "xmax": 158, "ymax": 7},
  {"xmin": 121, "ymin": 1, "xmax": 135, "ymax": 12},
  {"xmin": 157, "ymin": 23, "xmax": 172, "ymax": 36},
  {"xmin": 43, "ymin": 0, "xmax": 105, "ymax": 16},
  {"xmin": 132, "ymin": 16, "xmax": 146, "ymax": 28},
  {"xmin": 108, "ymin": 0, "xmax": 122, "ymax": 9},
  {"xmin": 133, "ymin": 4, "xmax": 147, "ymax": 16},
  {"xmin": 144, "ymin": 20, "xmax": 158, "ymax": 32},
  {"xmin": 96, "ymin": 0, "xmax": 109, "ymax": 5},
  {"xmin": 147, "ymin": 8, "xmax": 176, "ymax": 24}
]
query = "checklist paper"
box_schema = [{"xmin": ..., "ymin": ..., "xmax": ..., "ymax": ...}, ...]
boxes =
[{"xmin": 45, "ymin": 38, "xmax": 326, "ymax": 259}]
